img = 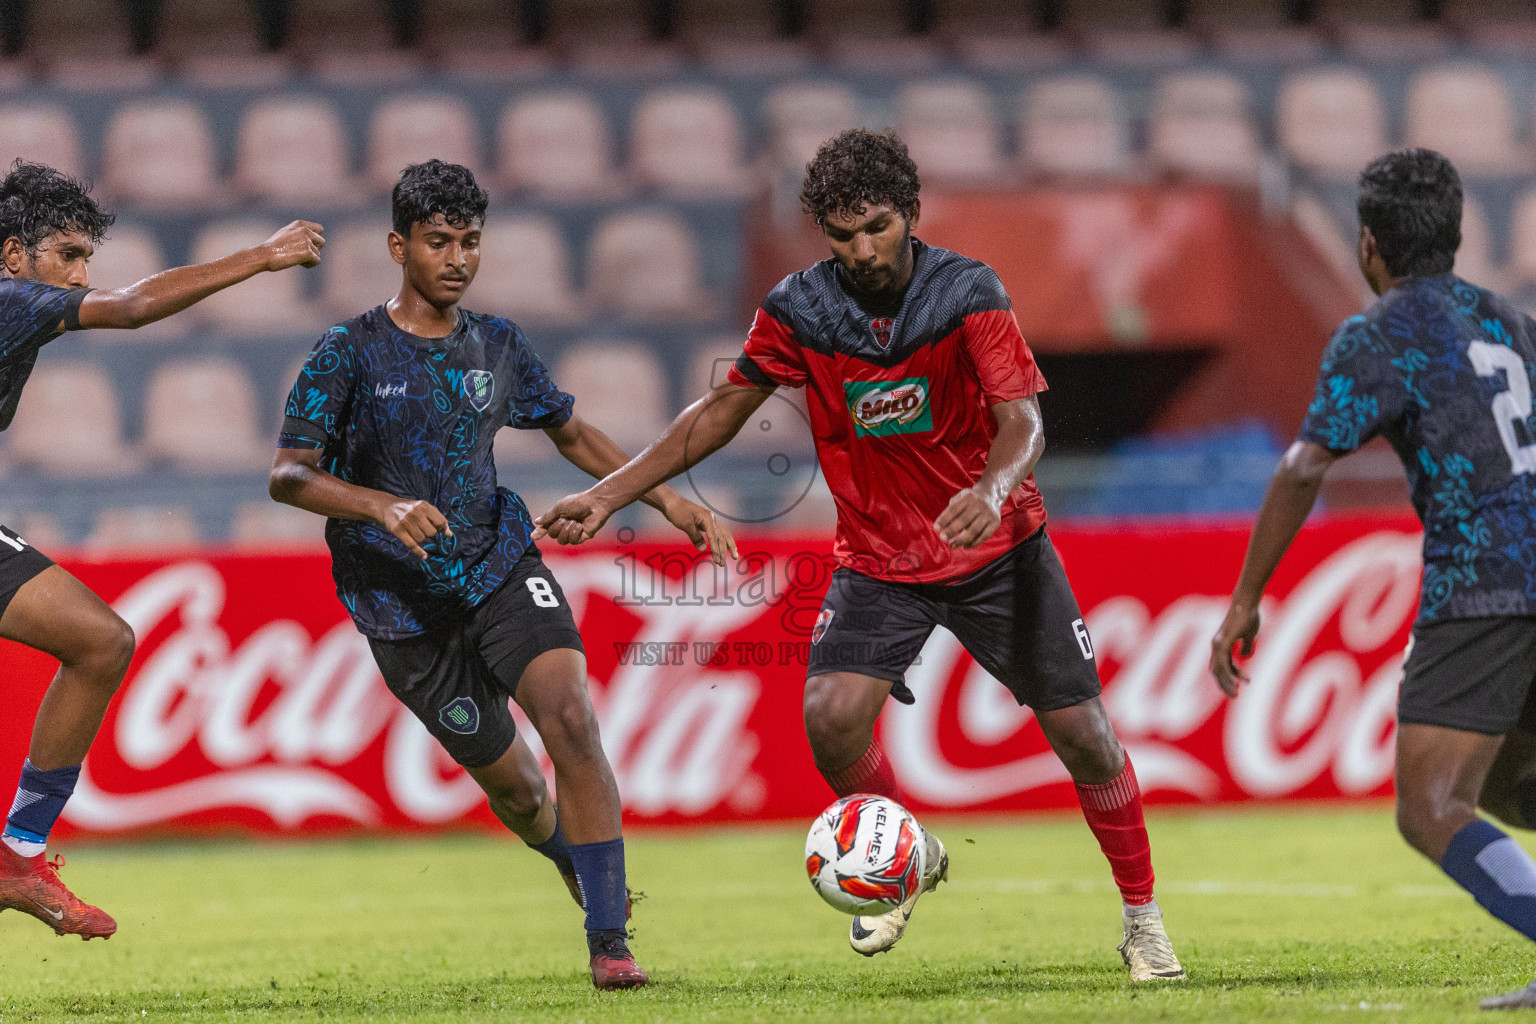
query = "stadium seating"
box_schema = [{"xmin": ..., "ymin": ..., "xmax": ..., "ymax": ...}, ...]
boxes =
[
  {"xmin": 230, "ymin": 500, "xmax": 327, "ymax": 549},
  {"xmin": 497, "ymin": 90, "xmax": 619, "ymax": 198},
  {"xmin": 0, "ymin": 105, "xmax": 83, "ymax": 181},
  {"xmin": 142, "ymin": 358, "xmax": 273, "ymax": 473},
  {"xmin": 1276, "ymin": 69, "xmax": 1389, "ymax": 181},
  {"xmin": 1149, "ymin": 72, "xmax": 1262, "ymax": 182},
  {"xmin": 102, "ymin": 99, "xmax": 219, "ymax": 208},
  {"xmin": 319, "ymin": 218, "xmax": 397, "ymax": 322},
  {"xmin": 189, "ymin": 220, "xmax": 321, "ymax": 335},
  {"xmin": 84, "ymin": 223, "xmax": 188, "ymax": 341},
  {"xmin": 367, "ymin": 93, "xmax": 483, "ymax": 193},
  {"xmin": 1020, "ymin": 76, "xmax": 1131, "ymax": 177},
  {"xmin": 631, "ymin": 86, "xmax": 752, "ymax": 196},
  {"xmin": 586, "ymin": 210, "xmax": 710, "ymax": 322},
  {"xmin": 1406, "ymin": 65, "xmax": 1528, "ymax": 177},
  {"xmin": 88, "ymin": 505, "xmax": 201, "ymax": 550},
  {"xmin": 896, "ymin": 79, "xmax": 1007, "ymax": 184},
  {"xmin": 552, "ymin": 340, "xmax": 670, "ymax": 449},
  {"xmin": 473, "ymin": 214, "xmax": 585, "ymax": 326},
  {"xmin": 235, "ymin": 96, "xmax": 355, "ymax": 205},
  {"xmin": 764, "ymin": 82, "xmax": 864, "ymax": 176},
  {"xmin": 6, "ymin": 361, "xmax": 142, "ymax": 479}
]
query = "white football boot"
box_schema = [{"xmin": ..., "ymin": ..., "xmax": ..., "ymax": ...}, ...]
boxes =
[
  {"xmin": 849, "ymin": 829, "xmax": 948, "ymax": 956},
  {"xmin": 1118, "ymin": 900, "xmax": 1186, "ymax": 981}
]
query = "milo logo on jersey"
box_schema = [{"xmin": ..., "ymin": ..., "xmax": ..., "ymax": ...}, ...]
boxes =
[{"xmin": 846, "ymin": 377, "xmax": 933, "ymax": 438}]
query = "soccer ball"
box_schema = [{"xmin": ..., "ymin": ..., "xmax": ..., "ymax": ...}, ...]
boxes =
[{"xmin": 804, "ymin": 794, "xmax": 927, "ymax": 916}]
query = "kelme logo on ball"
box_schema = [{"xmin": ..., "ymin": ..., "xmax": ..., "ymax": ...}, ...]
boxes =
[
  {"xmin": 464, "ymin": 369, "xmax": 494, "ymax": 412},
  {"xmin": 845, "ymin": 377, "xmax": 933, "ymax": 438}
]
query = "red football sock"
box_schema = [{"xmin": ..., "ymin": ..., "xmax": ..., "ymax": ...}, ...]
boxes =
[
  {"xmin": 1074, "ymin": 754, "xmax": 1155, "ymax": 906},
  {"xmin": 820, "ymin": 740, "xmax": 902, "ymax": 802}
]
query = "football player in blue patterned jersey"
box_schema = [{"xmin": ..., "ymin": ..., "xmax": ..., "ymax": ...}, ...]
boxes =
[
  {"xmin": 0, "ymin": 161, "xmax": 324, "ymax": 940},
  {"xmin": 269, "ymin": 160, "xmax": 732, "ymax": 991},
  {"xmin": 1212, "ymin": 148, "xmax": 1536, "ymax": 1010}
]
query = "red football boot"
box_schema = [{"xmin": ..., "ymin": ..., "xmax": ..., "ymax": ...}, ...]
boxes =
[
  {"xmin": 589, "ymin": 932, "xmax": 649, "ymax": 990},
  {"xmin": 0, "ymin": 845, "xmax": 116, "ymax": 940}
]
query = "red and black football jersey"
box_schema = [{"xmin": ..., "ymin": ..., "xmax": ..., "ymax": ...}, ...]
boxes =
[{"xmin": 727, "ymin": 239, "xmax": 1048, "ymax": 583}]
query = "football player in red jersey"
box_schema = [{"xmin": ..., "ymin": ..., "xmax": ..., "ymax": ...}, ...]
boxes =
[{"xmin": 534, "ymin": 130, "xmax": 1183, "ymax": 979}]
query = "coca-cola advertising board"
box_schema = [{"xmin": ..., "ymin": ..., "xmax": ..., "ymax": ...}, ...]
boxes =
[{"xmin": 0, "ymin": 517, "xmax": 1422, "ymax": 838}]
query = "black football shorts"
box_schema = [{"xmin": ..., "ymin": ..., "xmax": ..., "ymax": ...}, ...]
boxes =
[
  {"xmin": 1398, "ymin": 616, "xmax": 1536, "ymax": 735},
  {"xmin": 0, "ymin": 524, "xmax": 54, "ymax": 624},
  {"xmin": 367, "ymin": 544, "xmax": 585, "ymax": 768},
  {"xmin": 807, "ymin": 527, "xmax": 1102, "ymax": 712}
]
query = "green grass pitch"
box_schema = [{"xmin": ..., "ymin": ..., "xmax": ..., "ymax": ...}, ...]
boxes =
[{"xmin": 0, "ymin": 805, "xmax": 1533, "ymax": 1022}]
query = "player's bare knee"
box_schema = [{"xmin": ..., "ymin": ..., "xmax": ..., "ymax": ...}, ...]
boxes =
[
  {"xmin": 72, "ymin": 612, "xmax": 135, "ymax": 685},
  {"xmin": 802, "ymin": 685, "xmax": 866, "ymax": 766},
  {"xmin": 537, "ymin": 693, "xmax": 603, "ymax": 764},
  {"xmin": 485, "ymin": 774, "xmax": 545, "ymax": 819}
]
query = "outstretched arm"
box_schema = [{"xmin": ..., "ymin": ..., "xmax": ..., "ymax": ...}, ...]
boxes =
[
  {"xmin": 543, "ymin": 412, "xmax": 737, "ymax": 563},
  {"xmin": 75, "ymin": 220, "xmax": 324, "ymax": 330},
  {"xmin": 936, "ymin": 395, "xmax": 1045, "ymax": 549},
  {"xmin": 533, "ymin": 382, "xmax": 772, "ymax": 547},
  {"xmin": 1209, "ymin": 440, "xmax": 1341, "ymax": 696},
  {"xmin": 269, "ymin": 447, "xmax": 450, "ymax": 561}
]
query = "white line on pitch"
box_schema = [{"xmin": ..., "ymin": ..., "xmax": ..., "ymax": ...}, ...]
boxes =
[{"xmin": 948, "ymin": 879, "xmax": 1464, "ymax": 899}]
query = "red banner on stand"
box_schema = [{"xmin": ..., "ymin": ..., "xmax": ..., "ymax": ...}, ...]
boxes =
[{"xmin": 0, "ymin": 518, "xmax": 1421, "ymax": 838}]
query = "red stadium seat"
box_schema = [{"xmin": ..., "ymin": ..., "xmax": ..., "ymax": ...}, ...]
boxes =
[
  {"xmin": 1277, "ymin": 69, "xmax": 1389, "ymax": 181},
  {"xmin": 189, "ymin": 220, "xmax": 321, "ymax": 335},
  {"xmin": 765, "ymin": 82, "xmax": 863, "ymax": 176},
  {"xmin": 1407, "ymin": 65, "xmax": 1528, "ymax": 177},
  {"xmin": 1019, "ymin": 75, "xmax": 1131, "ymax": 177},
  {"xmin": 471, "ymin": 214, "xmax": 585, "ymax": 327},
  {"xmin": 6, "ymin": 361, "xmax": 142, "ymax": 478},
  {"xmin": 88, "ymin": 506, "xmax": 201, "ymax": 551},
  {"xmin": 497, "ymin": 90, "xmax": 621, "ymax": 199},
  {"xmin": 553, "ymin": 340, "xmax": 670, "ymax": 450},
  {"xmin": 142, "ymin": 357, "xmax": 273, "ymax": 473},
  {"xmin": 0, "ymin": 104, "xmax": 83, "ymax": 181},
  {"xmin": 367, "ymin": 93, "xmax": 483, "ymax": 193},
  {"xmin": 897, "ymin": 79, "xmax": 1008, "ymax": 185},
  {"xmin": 102, "ymin": 99, "xmax": 219, "ymax": 209},
  {"xmin": 587, "ymin": 211, "xmax": 710, "ymax": 322},
  {"xmin": 1149, "ymin": 72, "xmax": 1262, "ymax": 183},
  {"xmin": 631, "ymin": 86, "xmax": 751, "ymax": 196},
  {"xmin": 235, "ymin": 96, "xmax": 355, "ymax": 206}
]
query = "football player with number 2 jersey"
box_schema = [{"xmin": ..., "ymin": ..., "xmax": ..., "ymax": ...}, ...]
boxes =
[
  {"xmin": 1213, "ymin": 149, "xmax": 1536, "ymax": 1011},
  {"xmin": 536, "ymin": 129, "xmax": 1184, "ymax": 980},
  {"xmin": 270, "ymin": 161, "xmax": 732, "ymax": 991}
]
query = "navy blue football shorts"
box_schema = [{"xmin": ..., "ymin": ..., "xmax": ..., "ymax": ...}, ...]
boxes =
[
  {"xmin": 367, "ymin": 545, "xmax": 585, "ymax": 768},
  {"xmin": 0, "ymin": 524, "xmax": 54, "ymax": 624},
  {"xmin": 1398, "ymin": 616, "xmax": 1536, "ymax": 735},
  {"xmin": 806, "ymin": 527, "xmax": 1102, "ymax": 712}
]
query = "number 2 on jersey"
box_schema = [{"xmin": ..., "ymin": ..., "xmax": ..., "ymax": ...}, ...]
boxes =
[
  {"xmin": 1469, "ymin": 340, "xmax": 1536, "ymax": 475},
  {"xmin": 526, "ymin": 577, "xmax": 560, "ymax": 608}
]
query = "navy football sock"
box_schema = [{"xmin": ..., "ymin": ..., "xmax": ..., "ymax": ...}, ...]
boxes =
[
  {"xmin": 568, "ymin": 837, "xmax": 627, "ymax": 934},
  {"xmin": 1441, "ymin": 819, "xmax": 1536, "ymax": 941},
  {"xmin": 530, "ymin": 810, "xmax": 576, "ymax": 878},
  {"xmin": 3, "ymin": 759, "xmax": 81, "ymax": 857}
]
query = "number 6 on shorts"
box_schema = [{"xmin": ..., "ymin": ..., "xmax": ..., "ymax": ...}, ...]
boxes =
[{"xmin": 526, "ymin": 577, "xmax": 560, "ymax": 608}]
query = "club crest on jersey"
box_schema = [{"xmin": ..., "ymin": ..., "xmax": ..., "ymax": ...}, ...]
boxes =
[
  {"xmin": 844, "ymin": 377, "xmax": 934, "ymax": 438},
  {"xmin": 811, "ymin": 608, "xmax": 834, "ymax": 644},
  {"xmin": 869, "ymin": 317, "xmax": 895, "ymax": 349},
  {"xmin": 439, "ymin": 697, "xmax": 479, "ymax": 735},
  {"xmin": 464, "ymin": 370, "xmax": 494, "ymax": 412}
]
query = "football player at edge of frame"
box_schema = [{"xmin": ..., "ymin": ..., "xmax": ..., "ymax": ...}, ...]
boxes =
[
  {"xmin": 269, "ymin": 160, "xmax": 733, "ymax": 991},
  {"xmin": 535, "ymin": 129, "xmax": 1186, "ymax": 981},
  {"xmin": 0, "ymin": 161, "xmax": 325, "ymax": 940},
  {"xmin": 1211, "ymin": 148, "xmax": 1536, "ymax": 1012}
]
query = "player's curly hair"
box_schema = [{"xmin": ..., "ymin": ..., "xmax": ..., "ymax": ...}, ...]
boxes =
[
  {"xmin": 0, "ymin": 160, "xmax": 113, "ymax": 256},
  {"xmin": 800, "ymin": 129, "xmax": 920, "ymax": 226},
  {"xmin": 391, "ymin": 159, "xmax": 488, "ymax": 238},
  {"xmin": 1357, "ymin": 148, "xmax": 1461, "ymax": 278}
]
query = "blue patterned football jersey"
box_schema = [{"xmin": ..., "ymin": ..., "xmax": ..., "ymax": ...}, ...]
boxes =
[
  {"xmin": 278, "ymin": 305, "xmax": 574, "ymax": 640},
  {"xmin": 1299, "ymin": 273, "xmax": 1536, "ymax": 621},
  {"xmin": 0, "ymin": 278, "xmax": 88, "ymax": 430}
]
